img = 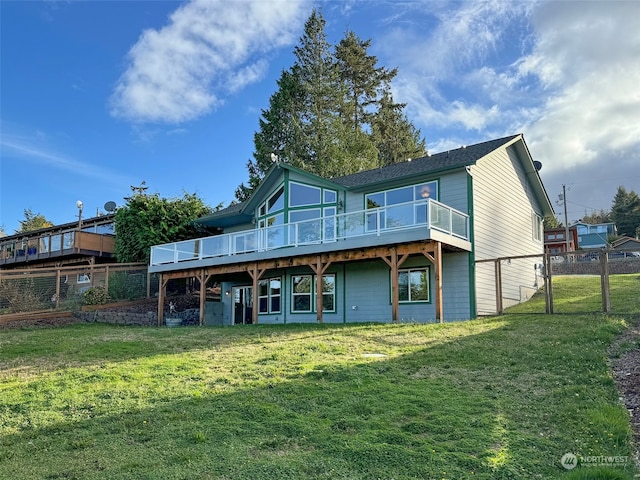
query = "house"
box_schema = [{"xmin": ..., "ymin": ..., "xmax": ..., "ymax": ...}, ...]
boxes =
[
  {"xmin": 544, "ymin": 227, "xmax": 579, "ymax": 253},
  {"xmin": 611, "ymin": 236, "xmax": 640, "ymax": 253},
  {"xmin": 572, "ymin": 221, "xmax": 617, "ymax": 249},
  {"xmin": 149, "ymin": 134, "xmax": 554, "ymax": 325},
  {"xmin": 0, "ymin": 213, "xmax": 116, "ymax": 270}
]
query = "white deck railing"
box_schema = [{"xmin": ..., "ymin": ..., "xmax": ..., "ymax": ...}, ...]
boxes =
[{"xmin": 150, "ymin": 198, "xmax": 469, "ymax": 266}]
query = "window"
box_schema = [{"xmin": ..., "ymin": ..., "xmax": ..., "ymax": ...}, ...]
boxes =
[
  {"xmin": 292, "ymin": 275, "xmax": 312, "ymax": 312},
  {"xmin": 258, "ymin": 277, "xmax": 281, "ymax": 314},
  {"xmin": 291, "ymin": 274, "xmax": 336, "ymax": 312},
  {"xmin": 365, "ymin": 182, "xmax": 438, "ymax": 230},
  {"xmin": 77, "ymin": 273, "xmax": 91, "ymax": 284},
  {"xmin": 532, "ymin": 212, "xmax": 543, "ymax": 242},
  {"xmin": 323, "ymin": 189, "xmax": 337, "ymax": 204},
  {"xmin": 398, "ymin": 268, "xmax": 429, "ymax": 302},
  {"xmin": 290, "ymin": 182, "xmax": 321, "ymax": 207},
  {"xmin": 268, "ymin": 186, "xmax": 285, "ymax": 214}
]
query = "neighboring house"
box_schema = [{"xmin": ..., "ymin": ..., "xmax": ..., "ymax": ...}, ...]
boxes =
[
  {"xmin": 149, "ymin": 134, "xmax": 554, "ymax": 325},
  {"xmin": 0, "ymin": 214, "xmax": 116, "ymax": 270},
  {"xmin": 544, "ymin": 227, "xmax": 578, "ymax": 253},
  {"xmin": 611, "ymin": 236, "xmax": 640, "ymax": 252},
  {"xmin": 572, "ymin": 222, "xmax": 617, "ymax": 249}
]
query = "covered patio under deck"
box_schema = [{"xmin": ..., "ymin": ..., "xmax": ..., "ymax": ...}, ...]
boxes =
[{"xmin": 155, "ymin": 238, "xmax": 467, "ymax": 326}]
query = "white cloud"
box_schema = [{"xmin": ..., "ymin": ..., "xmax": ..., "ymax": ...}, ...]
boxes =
[
  {"xmin": 110, "ymin": 0, "xmax": 310, "ymax": 124},
  {"xmin": 518, "ymin": 1, "xmax": 640, "ymax": 174}
]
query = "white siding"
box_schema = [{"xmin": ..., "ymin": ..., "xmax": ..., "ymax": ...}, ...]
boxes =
[{"xmin": 471, "ymin": 144, "xmax": 544, "ymax": 315}]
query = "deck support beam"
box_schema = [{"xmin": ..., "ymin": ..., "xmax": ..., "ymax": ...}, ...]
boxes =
[
  {"xmin": 422, "ymin": 241, "xmax": 443, "ymax": 323},
  {"xmin": 199, "ymin": 269, "xmax": 212, "ymax": 326},
  {"xmin": 381, "ymin": 248, "xmax": 409, "ymax": 323},
  {"xmin": 310, "ymin": 256, "xmax": 332, "ymax": 323},
  {"xmin": 247, "ymin": 263, "xmax": 266, "ymax": 324},
  {"xmin": 157, "ymin": 274, "xmax": 168, "ymax": 326}
]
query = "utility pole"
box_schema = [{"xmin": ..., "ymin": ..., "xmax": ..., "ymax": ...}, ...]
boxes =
[{"xmin": 562, "ymin": 185, "xmax": 570, "ymax": 252}]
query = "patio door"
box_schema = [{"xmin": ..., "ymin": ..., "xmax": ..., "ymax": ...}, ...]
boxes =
[{"xmin": 232, "ymin": 286, "xmax": 253, "ymax": 324}]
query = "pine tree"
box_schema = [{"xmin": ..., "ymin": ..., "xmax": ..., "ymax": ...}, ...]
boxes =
[
  {"xmin": 371, "ymin": 90, "xmax": 427, "ymax": 166},
  {"xmin": 235, "ymin": 10, "xmax": 427, "ymax": 200},
  {"xmin": 294, "ymin": 9, "xmax": 346, "ymax": 176},
  {"xmin": 16, "ymin": 209, "xmax": 53, "ymax": 233},
  {"xmin": 334, "ymin": 31, "xmax": 397, "ymax": 132},
  {"xmin": 235, "ymin": 68, "xmax": 306, "ymax": 201},
  {"xmin": 610, "ymin": 186, "xmax": 640, "ymax": 237}
]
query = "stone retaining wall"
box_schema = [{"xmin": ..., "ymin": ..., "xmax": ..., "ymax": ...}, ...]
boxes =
[
  {"xmin": 76, "ymin": 308, "xmax": 200, "ymax": 327},
  {"xmin": 552, "ymin": 258, "xmax": 640, "ymax": 275}
]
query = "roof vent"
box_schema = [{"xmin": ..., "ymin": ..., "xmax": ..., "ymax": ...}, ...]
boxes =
[{"xmin": 533, "ymin": 161, "xmax": 542, "ymax": 171}]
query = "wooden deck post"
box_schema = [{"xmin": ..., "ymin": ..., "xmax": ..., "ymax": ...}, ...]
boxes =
[
  {"xmin": 248, "ymin": 263, "xmax": 265, "ymax": 324},
  {"xmin": 199, "ymin": 269, "xmax": 211, "ymax": 326},
  {"xmin": 310, "ymin": 256, "xmax": 332, "ymax": 323},
  {"xmin": 422, "ymin": 242, "xmax": 443, "ymax": 323},
  {"xmin": 381, "ymin": 248, "xmax": 409, "ymax": 323},
  {"xmin": 157, "ymin": 273, "xmax": 166, "ymax": 326},
  {"xmin": 433, "ymin": 241, "xmax": 443, "ymax": 323}
]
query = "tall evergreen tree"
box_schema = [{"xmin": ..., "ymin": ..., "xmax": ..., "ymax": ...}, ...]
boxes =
[
  {"xmin": 293, "ymin": 9, "xmax": 347, "ymax": 176},
  {"xmin": 235, "ymin": 10, "xmax": 427, "ymax": 200},
  {"xmin": 236, "ymin": 68, "xmax": 306, "ymax": 201},
  {"xmin": 371, "ymin": 90, "xmax": 427, "ymax": 166},
  {"xmin": 610, "ymin": 186, "xmax": 640, "ymax": 237},
  {"xmin": 334, "ymin": 31, "xmax": 397, "ymax": 132}
]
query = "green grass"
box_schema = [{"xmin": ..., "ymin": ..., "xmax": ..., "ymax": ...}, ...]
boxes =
[
  {"xmin": 507, "ymin": 273, "xmax": 640, "ymax": 315},
  {"xmin": 1, "ymin": 276, "xmax": 639, "ymax": 479}
]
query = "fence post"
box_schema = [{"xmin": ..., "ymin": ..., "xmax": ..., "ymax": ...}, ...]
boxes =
[
  {"xmin": 600, "ymin": 249, "xmax": 611, "ymax": 313},
  {"xmin": 544, "ymin": 254, "xmax": 554, "ymax": 314},
  {"xmin": 55, "ymin": 269, "xmax": 61, "ymax": 309},
  {"xmin": 495, "ymin": 259, "xmax": 503, "ymax": 314}
]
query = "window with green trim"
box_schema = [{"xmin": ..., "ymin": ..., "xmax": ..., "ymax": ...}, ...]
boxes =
[
  {"xmin": 258, "ymin": 277, "xmax": 281, "ymax": 314},
  {"xmin": 365, "ymin": 181, "xmax": 438, "ymax": 230},
  {"xmin": 291, "ymin": 274, "xmax": 335, "ymax": 312},
  {"xmin": 398, "ymin": 268, "xmax": 429, "ymax": 302}
]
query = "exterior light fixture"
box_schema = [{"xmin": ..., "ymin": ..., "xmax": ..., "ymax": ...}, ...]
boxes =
[{"xmin": 76, "ymin": 200, "xmax": 84, "ymax": 231}]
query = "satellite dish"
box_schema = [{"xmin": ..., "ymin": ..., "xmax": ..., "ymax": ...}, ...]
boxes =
[
  {"xmin": 533, "ymin": 161, "xmax": 542, "ymax": 171},
  {"xmin": 104, "ymin": 201, "xmax": 117, "ymax": 212}
]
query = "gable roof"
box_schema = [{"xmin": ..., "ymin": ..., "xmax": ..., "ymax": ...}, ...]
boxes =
[
  {"xmin": 611, "ymin": 236, "xmax": 640, "ymax": 249},
  {"xmin": 333, "ymin": 135, "xmax": 520, "ymax": 189},
  {"xmin": 199, "ymin": 133, "xmax": 553, "ymax": 227}
]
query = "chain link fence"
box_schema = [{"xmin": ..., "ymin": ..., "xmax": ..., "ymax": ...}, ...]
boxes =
[{"xmin": 0, "ymin": 263, "xmax": 158, "ymax": 315}]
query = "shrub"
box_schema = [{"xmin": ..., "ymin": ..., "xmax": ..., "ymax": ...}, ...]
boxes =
[{"xmin": 82, "ymin": 286, "xmax": 111, "ymax": 305}]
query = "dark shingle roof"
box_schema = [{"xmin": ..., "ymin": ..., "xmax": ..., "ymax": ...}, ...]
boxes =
[{"xmin": 333, "ymin": 135, "xmax": 520, "ymax": 188}]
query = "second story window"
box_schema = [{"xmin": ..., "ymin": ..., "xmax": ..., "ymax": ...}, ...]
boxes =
[{"xmin": 365, "ymin": 181, "xmax": 438, "ymax": 231}]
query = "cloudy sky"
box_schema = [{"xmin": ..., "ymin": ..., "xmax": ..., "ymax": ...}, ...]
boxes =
[{"xmin": 1, "ymin": 0, "xmax": 639, "ymax": 234}]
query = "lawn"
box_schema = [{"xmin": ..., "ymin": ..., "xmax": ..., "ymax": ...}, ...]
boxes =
[{"xmin": 0, "ymin": 276, "xmax": 638, "ymax": 479}]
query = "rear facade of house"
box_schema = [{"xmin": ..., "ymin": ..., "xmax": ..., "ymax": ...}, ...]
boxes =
[{"xmin": 149, "ymin": 134, "xmax": 553, "ymax": 325}]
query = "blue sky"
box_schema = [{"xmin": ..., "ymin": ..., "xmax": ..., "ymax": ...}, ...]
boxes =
[{"xmin": 1, "ymin": 0, "xmax": 639, "ymax": 235}]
